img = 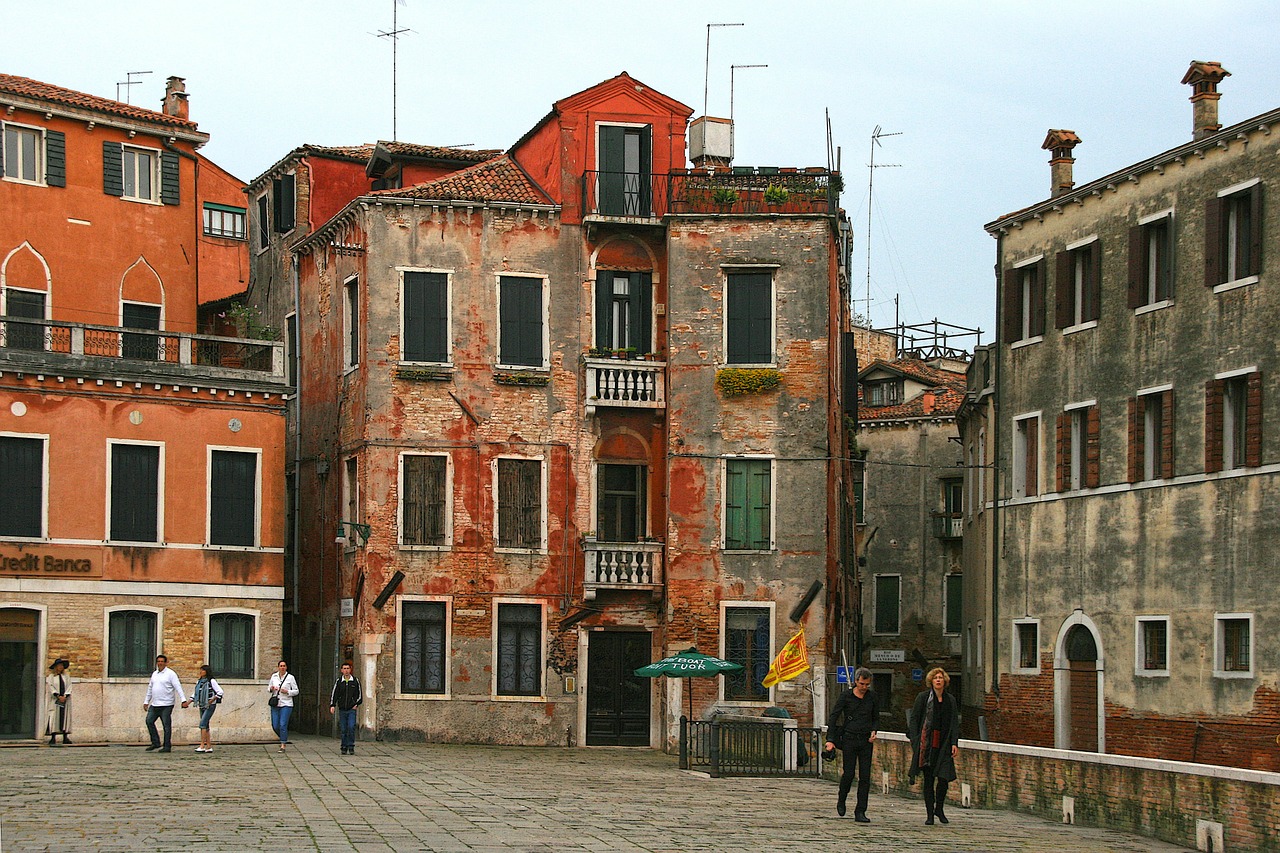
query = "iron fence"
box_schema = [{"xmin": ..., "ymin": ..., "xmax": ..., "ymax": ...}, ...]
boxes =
[
  {"xmin": 680, "ymin": 717, "xmax": 826, "ymax": 778},
  {"xmin": 583, "ymin": 169, "xmax": 840, "ymax": 219}
]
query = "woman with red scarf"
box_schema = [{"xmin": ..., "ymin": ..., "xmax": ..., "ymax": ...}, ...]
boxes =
[{"xmin": 908, "ymin": 667, "xmax": 960, "ymax": 825}]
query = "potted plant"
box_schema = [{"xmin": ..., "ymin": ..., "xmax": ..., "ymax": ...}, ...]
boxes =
[
  {"xmin": 622, "ymin": 347, "xmax": 638, "ymax": 360},
  {"xmin": 764, "ymin": 184, "xmax": 790, "ymax": 206},
  {"xmin": 712, "ymin": 186, "xmax": 739, "ymax": 207}
]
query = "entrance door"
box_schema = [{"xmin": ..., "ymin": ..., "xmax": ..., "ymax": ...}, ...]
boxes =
[
  {"xmin": 0, "ymin": 608, "xmax": 39, "ymax": 739},
  {"xmin": 586, "ymin": 631, "xmax": 650, "ymax": 746},
  {"xmin": 1064, "ymin": 625, "xmax": 1098, "ymax": 752}
]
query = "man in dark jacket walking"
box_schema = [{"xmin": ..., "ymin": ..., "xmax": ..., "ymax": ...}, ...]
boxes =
[
  {"xmin": 823, "ymin": 666, "xmax": 879, "ymax": 822},
  {"xmin": 329, "ymin": 662, "xmax": 363, "ymax": 755}
]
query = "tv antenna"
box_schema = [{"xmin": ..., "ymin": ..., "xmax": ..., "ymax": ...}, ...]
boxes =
[
  {"xmin": 863, "ymin": 126, "xmax": 901, "ymax": 324},
  {"xmin": 703, "ymin": 22, "xmax": 744, "ymax": 117},
  {"xmin": 373, "ymin": 0, "xmax": 413, "ymax": 140},
  {"xmin": 116, "ymin": 71, "xmax": 151, "ymax": 104},
  {"xmin": 729, "ymin": 64, "xmax": 767, "ymax": 158}
]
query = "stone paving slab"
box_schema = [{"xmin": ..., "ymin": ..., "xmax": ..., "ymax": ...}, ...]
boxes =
[{"xmin": 0, "ymin": 736, "xmax": 1190, "ymax": 851}]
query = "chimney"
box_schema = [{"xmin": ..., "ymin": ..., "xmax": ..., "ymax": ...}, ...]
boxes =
[
  {"xmin": 163, "ymin": 76, "xmax": 189, "ymax": 121},
  {"xmin": 922, "ymin": 389, "xmax": 936, "ymax": 414},
  {"xmin": 1182, "ymin": 61, "xmax": 1230, "ymax": 140},
  {"xmin": 1042, "ymin": 129, "xmax": 1081, "ymax": 198}
]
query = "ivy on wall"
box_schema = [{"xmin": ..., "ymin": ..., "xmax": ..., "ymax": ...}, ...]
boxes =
[{"xmin": 715, "ymin": 368, "xmax": 782, "ymax": 398}]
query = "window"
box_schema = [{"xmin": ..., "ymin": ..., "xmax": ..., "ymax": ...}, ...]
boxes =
[
  {"xmin": 2, "ymin": 123, "xmax": 63, "ymax": 186},
  {"xmin": 496, "ymin": 603, "xmax": 542, "ymax": 696},
  {"xmin": 1206, "ymin": 371, "xmax": 1261, "ymax": 473},
  {"xmin": 1056, "ymin": 239, "xmax": 1101, "ymax": 329},
  {"xmin": 940, "ymin": 478, "xmax": 962, "ymax": 536},
  {"xmin": 401, "ymin": 454, "xmax": 448, "ymax": 547},
  {"xmin": 726, "ymin": 271, "xmax": 774, "ymax": 364},
  {"xmin": 863, "ymin": 379, "xmax": 903, "ymax": 407},
  {"xmin": 0, "ymin": 435, "xmax": 44, "ymax": 538},
  {"xmin": 498, "ymin": 275, "xmax": 545, "ymax": 368},
  {"xmin": 4, "ymin": 288, "xmax": 47, "ymax": 351},
  {"xmin": 596, "ymin": 124, "xmax": 651, "ymax": 217},
  {"xmin": 595, "ymin": 271, "xmax": 652, "ymax": 352},
  {"xmin": 121, "ymin": 302, "xmax": 161, "ymax": 361},
  {"xmin": 285, "ymin": 313, "xmax": 297, "ymax": 386},
  {"xmin": 209, "ymin": 612, "xmax": 255, "ymax": 679},
  {"xmin": 1129, "ymin": 213, "xmax": 1173, "ymax": 308},
  {"xmin": 272, "ymin": 173, "xmax": 296, "ymax": 233},
  {"xmin": 724, "ymin": 458, "xmax": 772, "ymax": 550},
  {"xmin": 977, "ymin": 428, "xmax": 987, "ymax": 511},
  {"xmin": 344, "ymin": 276, "xmax": 359, "ymax": 368},
  {"xmin": 256, "ymin": 195, "xmax": 269, "ymax": 249},
  {"xmin": 1206, "ymin": 181, "xmax": 1262, "ymax": 289},
  {"xmin": 343, "ymin": 456, "xmax": 359, "ymax": 535},
  {"xmin": 853, "ymin": 474, "xmax": 865, "ymax": 524},
  {"xmin": 944, "ymin": 574, "xmax": 963, "ymax": 636},
  {"xmin": 597, "ymin": 464, "xmax": 646, "ymax": 542},
  {"xmin": 203, "ymin": 203, "xmax": 247, "ymax": 239},
  {"xmin": 402, "ymin": 271, "xmax": 449, "ymax": 363},
  {"xmin": 109, "ymin": 442, "xmax": 160, "ymax": 543},
  {"xmin": 401, "ymin": 600, "xmax": 447, "ymax": 694},
  {"xmin": 103, "ymin": 142, "xmax": 175, "ymax": 204},
  {"xmin": 122, "ymin": 146, "xmax": 157, "ymax": 202},
  {"xmin": 1056, "ymin": 403, "xmax": 1098, "ymax": 491},
  {"xmin": 1135, "ymin": 617, "xmax": 1169, "ymax": 676},
  {"xmin": 1214, "ymin": 614, "xmax": 1252, "ymax": 677},
  {"xmin": 1128, "ymin": 389, "xmax": 1174, "ymax": 482},
  {"xmin": 209, "ymin": 449, "xmax": 258, "ymax": 547},
  {"xmin": 496, "ymin": 458, "xmax": 543, "ymax": 550},
  {"xmin": 724, "ymin": 605, "xmax": 771, "ymax": 701},
  {"xmin": 871, "ymin": 673, "xmax": 893, "ymax": 717},
  {"xmin": 873, "ymin": 575, "xmax": 900, "ymax": 634},
  {"xmin": 107, "ymin": 610, "xmax": 157, "ymax": 677},
  {"xmin": 1013, "ymin": 415, "xmax": 1039, "ymax": 498},
  {"xmin": 1013, "ymin": 620, "xmax": 1039, "ymax": 673},
  {"xmin": 1002, "ymin": 257, "xmax": 1046, "ymax": 343}
]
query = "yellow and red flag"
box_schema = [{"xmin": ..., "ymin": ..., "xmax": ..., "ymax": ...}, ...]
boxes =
[{"xmin": 762, "ymin": 628, "xmax": 810, "ymax": 687}]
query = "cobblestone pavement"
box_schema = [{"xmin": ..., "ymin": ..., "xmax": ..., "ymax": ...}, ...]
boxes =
[{"xmin": 0, "ymin": 736, "xmax": 1189, "ymax": 852}]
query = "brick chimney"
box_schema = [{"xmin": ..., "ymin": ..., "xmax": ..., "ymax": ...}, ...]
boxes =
[
  {"xmin": 922, "ymin": 389, "xmax": 936, "ymax": 414},
  {"xmin": 1181, "ymin": 61, "xmax": 1230, "ymax": 140},
  {"xmin": 163, "ymin": 76, "xmax": 189, "ymax": 121},
  {"xmin": 1042, "ymin": 129, "xmax": 1081, "ymax": 198}
]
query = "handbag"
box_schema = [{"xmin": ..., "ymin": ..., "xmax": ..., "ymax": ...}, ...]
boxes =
[{"xmin": 268, "ymin": 694, "xmax": 279, "ymax": 707}]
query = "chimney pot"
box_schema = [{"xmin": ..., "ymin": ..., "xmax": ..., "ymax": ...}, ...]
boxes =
[
  {"xmin": 1042, "ymin": 129, "xmax": 1081, "ymax": 198},
  {"xmin": 163, "ymin": 76, "xmax": 189, "ymax": 121},
  {"xmin": 1182, "ymin": 61, "xmax": 1230, "ymax": 140}
]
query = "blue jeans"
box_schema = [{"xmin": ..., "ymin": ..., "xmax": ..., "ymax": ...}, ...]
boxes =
[
  {"xmin": 338, "ymin": 708, "xmax": 357, "ymax": 750},
  {"xmin": 198, "ymin": 702, "xmax": 217, "ymax": 730},
  {"xmin": 270, "ymin": 704, "xmax": 292, "ymax": 744},
  {"xmin": 145, "ymin": 704, "xmax": 174, "ymax": 748}
]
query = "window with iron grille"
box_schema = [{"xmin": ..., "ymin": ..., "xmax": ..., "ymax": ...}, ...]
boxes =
[
  {"xmin": 0, "ymin": 435, "xmax": 43, "ymax": 538},
  {"xmin": 108, "ymin": 610, "xmax": 157, "ymax": 677},
  {"xmin": 496, "ymin": 458, "xmax": 542, "ymax": 550},
  {"xmin": 209, "ymin": 449, "xmax": 257, "ymax": 547},
  {"xmin": 110, "ymin": 443, "xmax": 160, "ymax": 542},
  {"xmin": 1137, "ymin": 618, "xmax": 1168, "ymax": 674},
  {"xmin": 401, "ymin": 454, "xmax": 447, "ymax": 546},
  {"xmin": 496, "ymin": 603, "xmax": 541, "ymax": 696},
  {"xmin": 1217, "ymin": 615, "xmax": 1251, "ymax": 675},
  {"xmin": 873, "ymin": 575, "xmax": 900, "ymax": 634},
  {"xmin": 402, "ymin": 601, "xmax": 446, "ymax": 694},
  {"xmin": 726, "ymin": 272, "xmax": 774, "ymax": 364},
  {"xmin": 1015, "ymin": 621, "xmax": 1039, "ymax": 671},
  {"xmin": 724, "ymin": 605, "xmax": 771, "ymax": 701},
  {"xmin": 209, "ymin": 612, "xmax": 255, "ymax": 679}
]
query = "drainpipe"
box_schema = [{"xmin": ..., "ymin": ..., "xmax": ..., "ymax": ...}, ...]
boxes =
[
  {"xmin": 291, "ymin": 253, "xmax": 302, "ymax": 620},
  {"xmin": 991, "ymin": 231, "xmax": 1004, "ymax": 698}
]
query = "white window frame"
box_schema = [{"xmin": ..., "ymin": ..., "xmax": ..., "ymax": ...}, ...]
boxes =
[
  {"xmin": 396, "ymin": 594, "xmax": 452, "ymax": 699},
  {"xmin": 105, "ymin": 438, "xmax": 166, "ymax": 545},
  {"xmin": 1012, "ymin": 618, "xmax": 1041, "ymax": 674},
  {"xmin": 1134, "ymin": 615, "xmax": 1170, "ymax": 678},
  {"xmin": 202, "ymin": 203, "xmax": 247, "ymax": 240},
  {"xmin": 1012, "ymin": 412, "xmax": 1041, "ymax": 499},
  {"xmin": 341, "ymin": 455, "xmax": 359, "ymax": 552},
  {"xmin": 721, "ymin": 265, "xmax": 779, "ymax": 367},
  {"xmin": 1216, "ymin": 368, "xmax": 1255, "ymax": 471},
  {"xmin": 1215, "ymin": 179, "xmax": 1261, "ymax": 293},
  {"xmin": 1012, "ymin": 254, "xmax": 1044, "ymax": 347},
  {"xmin": 491, "ymin": 597, "xmax": 546, "ymax": 701},
  {"xmin": 1214, "ymin": 612, "xmax": 1254, "ymax": 679},
  {"xmin": 398, "ymin": 451, "xmax": 453, "ymax": 550},
  {"xmin": 495, "ymin": 273, "xmax": 550, "ymax": 371},
  {"xmin": 492, "ymin": 455, "xmax": 547, "ymax": 553},
  {"xmin": 1137, "ymin": 384, "xmax": 1172, "ymax": 482},
  {"xmin": 205, "ymin": 445, "xmax": 263, "ymax": 549},
  {"xmin": 720, "ymin": 455, "xmax": 777, "ymax": 553},
  {"xmin": 872, "ymin": 573, "xmax": 902, "ymax": 636},
  {"xmin": 121, "ymin": 143, "xmax": 161, "ymax": 204},
  {"xmin": 1063, "ymin": 400, "xmax": 1095, "ymax": 491},
  {"xmin": 719, "ymin": 599, "xmax": 775, "ymax": 705},
  {"xmin": 1136, "ymin": 208, "xmax": 1175, "ymax": 312},
  {"xmin": 2, "ymin": 122, "xmax": 46, "ymax": 186},
  {"xmin": 1064, "ymin": 235, "xmax": 1099, "ymax": 333},
  {"xmin": 0, "ymin": 430, "xmax": 49, "ymax": 540},
  {"xmin": 102, "ymin": 604, "xmax": 164, "ymax": 682},
  {"xmin": 204, "ymin": 607, "xmax": 260, "ymax": 682},
  {"xmin": 343, "ymin": 274, "xmax": 360, "ymax": 372},
  {"xmin": 398, "ymin": 267, "xmax": 453, "ymax": 366}
]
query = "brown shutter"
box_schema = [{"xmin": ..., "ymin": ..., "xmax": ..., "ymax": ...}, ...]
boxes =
[
  {"xmin": 1248, "ymin": 185, "xmax": 1264, "ymax": 277},
  {"xmin": 1245, "ymin": 371, "xmax": 1263, "ymax": 467},
  {"xmin": 1026, "ymin": 417, "xmax": 1039, "ymax": 497},
  {"xmin": 1204, "ymin": 196, "xmax": 1224, "ymax": 287},
  {"xmin": 1088, "ymin": 241, "xmax": 1103, "ymax": 322},
  {"xmin": 1127, "ymin": 226, "xmax": 1145, "ymax": 309},
  {"xmin": 1085, "ymin": 405, "xmax": 1101, "ymax": 488},
  {"xmin": 1055, "ymin": 251, "xmax": 1072, "ymax": 329},
  {"xmin": 1127, "ymin": 397, "xmax": 1141, "ymax": 483},
  {"xmin": 1056, "ymin": 413, "xmax": 1070, "ymax": 492},
  {"xmin": 1205, "ymin": 379, "xmax": 1225, "ymax": 473},
  {"xmin": 1031, "ymin": 258, "xmax": 1048, "ymax": 336},
  {"xmin": 1002, "ymin": 267, "xmax": 1021, "ymax": 342},
  {"xmin": 1161, "ymin": 389, "xmax": 1176, "ymax": 478}
]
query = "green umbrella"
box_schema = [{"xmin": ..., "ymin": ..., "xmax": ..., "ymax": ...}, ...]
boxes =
[{"xmin": 635, "ymin": 647, "xmax": 744, "ymax": 719}]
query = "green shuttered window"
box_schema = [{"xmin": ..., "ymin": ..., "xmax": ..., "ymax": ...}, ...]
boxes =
[
  {"xmin": 726, "ymin": 272, "xmax": 773, "ymax": 364},
  {"xmin": 403, "ymin": 272, "xmax": 449, "ymax": 363},
  {"xmin": 498, "ymin": 276, "xmax": 543, "ymax": 367},
  {"xmin": 724, "ymin": 458, "xmax": 772, "ymax": 550}
]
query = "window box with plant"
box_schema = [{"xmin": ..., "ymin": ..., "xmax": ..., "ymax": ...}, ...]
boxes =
[{"xmin": 715, "ymin": 367, "xmax": 782, "ymax": 397}]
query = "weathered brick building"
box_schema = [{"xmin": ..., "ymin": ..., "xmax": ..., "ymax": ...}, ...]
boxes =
[
  {"xmin": 975, "ymin": 62, "xmax": 1280, "ymax": 770},
  {"xmin": 285, "ymin": 73, "xmax": 855, "ymax": 748},
  {"xmin": 0, "ymin": 74, "xmax": 288, "ymax": 742}
]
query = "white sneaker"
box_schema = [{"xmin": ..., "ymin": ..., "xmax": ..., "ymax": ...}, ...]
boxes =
[{"xmin": 194, "ymin": 747, "xmax": 206, "ymax": 752}]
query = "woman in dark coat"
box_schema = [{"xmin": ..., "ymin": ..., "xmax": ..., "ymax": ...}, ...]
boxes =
[{"xmin": 908, "ymin": 667, "xmax": 960, "ymax": 825}]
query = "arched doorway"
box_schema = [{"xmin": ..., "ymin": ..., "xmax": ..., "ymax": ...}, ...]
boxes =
[
  {"xmin": 1064, "ymin": 625, "xmax": 1098, "ymax": 751},
  {"xmin": 0, "ymin": 608, "xmax": 40, "ymax": 739}
]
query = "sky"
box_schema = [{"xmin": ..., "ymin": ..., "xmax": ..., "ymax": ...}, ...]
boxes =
[{"xmin": 9, "ymin": 1, "xmax": 1280, "ymax": 342}]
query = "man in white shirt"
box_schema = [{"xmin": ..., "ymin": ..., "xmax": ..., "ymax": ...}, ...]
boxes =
[{"xmin": 143, "ymin": 654, "xmax": 189, "ymax": 753}]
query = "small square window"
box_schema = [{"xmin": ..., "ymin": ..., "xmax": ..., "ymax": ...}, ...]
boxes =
[
  {"xmin": 1215, "ymin": 614, "xmax": 1252, "ymax": 678},
  {"xmin": 1013, "ymin": 620, "xmax": 1039, "ymax": 673},
  {"xmin": 122, "ymin": 146, "xmax": 158, "ymax": 202},
  {"xmin": 1135, "ymin": 617, "xmax": 1169, "ymax": 676}
]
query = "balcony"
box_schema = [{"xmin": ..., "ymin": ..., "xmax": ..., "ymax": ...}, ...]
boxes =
[
  {"xmin": 582, "ymin": 538, "xmax": 664, "ymax": 600},
  {"xmin": 0, "ymin": 316, "xmax": 286, "ymax": 385},
  {"xmin": 582, "ymin": 168, "xmax": 840, "ymax": 221},
  {"xmin": 931, "ymin": 512, "xmax": 963, "ymax": 540},
  {"xmin": 584, "ymin": 357, "xmax": 665, "ymax": 414}
]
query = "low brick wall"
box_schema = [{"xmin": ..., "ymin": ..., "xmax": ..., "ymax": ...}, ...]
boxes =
[{"xmin": 827, "ymin": 733, "xmax": 1280, "ymax": 851}]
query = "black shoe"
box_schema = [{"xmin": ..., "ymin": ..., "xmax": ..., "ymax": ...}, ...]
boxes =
[
  {"xmin": 836, "ymin": 801, "xmax": 846, "ymax": 816},
  {"xmin": 48, "ymin": 736, "xmax": 57, "ymax": 745},
  {"xmin": 925, "ymin": 815, "xmax": 934, "ymax": 825},
  {"xmin": 937, "ymin": 812, "xmax": 949, "ymax": 825},
  {"xmin": 854, "ymin": 813, "xmax": 870, "ymax": 823},
  {"xmin": 349, "ymin": 747, "xmax": 355, "ymax": 754},
  {"xmin": 158, "ymin": 747, "xmax": 171, "ymax": 753},
  {"xmin": 62, "ymin": 736, "xmax": 71, "ymax": 745},
  {"xmin": 145, "ymin": 745, "xmax": 161, "ymax": 751}
]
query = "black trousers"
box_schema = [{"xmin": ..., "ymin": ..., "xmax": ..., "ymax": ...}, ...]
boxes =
[
  {"xmin": 922, "ymin": 769, "xmax": 949, "ymax": 814},
  {"xmin": 837, "ymin": 735, "xmax": 874, "ymax": 814}
]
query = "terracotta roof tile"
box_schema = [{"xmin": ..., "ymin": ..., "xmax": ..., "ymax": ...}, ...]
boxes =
[
  {"xmin": 0, "ymin": 73, "xmax": 199, "ymax": 131},
  {"xmin": 376, "ymin": 156, "xmax": 551, "ymax": 205},
  {"xmin": 859, "ymin": 357, "xmax": 967, "ymax": 421},
  {"xmin": 379, "ymin": 141, "xmax": 502, "ymax": 163}
]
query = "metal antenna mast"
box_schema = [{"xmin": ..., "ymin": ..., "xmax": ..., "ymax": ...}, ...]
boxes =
[
  {"xmin": 703, "ymin": 22, "xmax": 744, "ymax": 117},
  {"xmin": 864, "ymin": 126, "xmax": 901, "ymax": 324},
  {"xmin": 729, "ymin": 64, "xmax": 767, "ymax": 159},
  {"xmin": 375, "ymin": 1, "xmax": 411, "ymax": 140},
  {"xmin": 115, "ymin": 71, "xmax": 151, "ymax": 104}
]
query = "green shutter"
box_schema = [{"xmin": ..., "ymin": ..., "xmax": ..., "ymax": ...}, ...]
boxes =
[
  {"xmin": 423, "ymin": 273, "xmax": 448, "ymax": 362},
  {"xmin": 598, "ymin": 125, "xmax": 625, "ymax": 215},
  {"xmin": 403, "ymin": 272, "xmax": 427, "ymax": 361},
  {"xmin": 44, "ymin": 130, "xmax": 66, "ymax": 187},
  {"xmin": 746, "ymin": 459, "xmax": 771, "ymax": 549},
  {"xmin": 725, "ymin": 461, "xmax": 746, "ymax": 548},
  {"xmin": 727, "ymin": 273, "xmax": 773, "ymax": 363},
  {"xmin": 0, "ymin": 436, "xmax": 43, "ymax": 537},
  {"xmin": 160, "ymin": 151, "xmax": 180, "ymax": 205},
  {"xmin": 595, "ymin": 272, "xmax": 612, "ymax": 349},
  {"xmin": 500, "ymin": 277, "xmax": 541, "ymax": 367},
  {"xmin": 102, "ymin": 141, "xmax": 123, "ymax": 196}
]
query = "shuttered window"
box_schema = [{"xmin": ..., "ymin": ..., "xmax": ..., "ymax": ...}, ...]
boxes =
[
  {"xmin": 210, "ymin": 450, "xmax": 257, "ymax": 546},
  {"xmin": 496, "ymin": 458, "xmax": 541, "ymax": 550},
  {"xmin": 597, "ymin": 464, "xmax": 645, "ymax": 542},
  {"xmin": 209, "ymin": 613, "xmax": 255, "ymax": 679},
  {"xmin": 594, "ymin": 271, "xmax": 652, "ymax": 352},
  {"xmin": 1055, "ymin": 240, "xmax": 1101, "ymax": 328},
  {"xmin": 724, "ymin": 458, "xmax": 772, "ymax": 550},
  {"xmin": 402, "ymin": 272, "xmax": 449, "ymax": 363},
  {"xmin": 108, "ymin": 610, "xmax": 157, "ymax": 677},
  {"xmin": 121, "ymin": 302, "xmax": 161, "ymax": 361},
  {"xmin": 724, "ymin": 606, "xmax": 770, "ymax": 700},
  {"xmin": 1206, "ymin": 373, "xmax": 1261, "ymax": 473},
  {"xmin": 273, "ymin": 173, "xmax": 296, "ymax": 232},
  {"xmin": 1206, "ymin": 183, "xmax": 1263, "ymax": 286},
  {"xmin": 110, "ymin": 443, "xmax": 160, "ymax": 542},
  {"xmin": 498, "ymin": 276, "xmax": 544, "ymax": 367},
  {"xmin": 597, "ymin": 124, "xmax": 652, "ymax": 217},
  {"xmin": 496, "ymin": 603, "xmax": 541, "ymax": 696},
  {"xmin": 944, "ymin": 574, "xmax": 963, "ymax": 635},
  {"xmin": 1002, "ymin": 259, "xmax": 1046, "ymax": 342},
  {"xmin": 256, "ymin": 195, "xmax": 269, "ymax": 249},
  {"xmin": 345, "ymin": 277, "xmax": 360, "ymax": 368},
  {"xmin": 401, "ymin": 454, "xmax": 447, "ymax": 546},
  {"xmin": 1128, "ymin": 390, "xmax": 1175, "ymax": 482},
  {"xmin": 0, "ymin": 436, "xmax": 44, "ymax": 537},
  {"xmin": 1014, "ymin": 415, "xmax": 1039, "ymax": 498},
  {"xmin": 1128, "ymin": 216, "xmax": 1172, "ymax": 308},
  {"xmin": 874, "ymin": 575, "xmax": 900, "ymax": 634},
  {"xmin": 402, "ymin": 601, "xmax": 446, "ymax": 693},
  {"xmin": 121, "ymin": 146, "xmax": 157, "ymax": 201},
  {"xmin": 726, "ymin": 272, "xmax": 773, "ymax": 364},
  {"xmin": 5, "ymin": 288, "xmax": 47, "ymax": 351}
]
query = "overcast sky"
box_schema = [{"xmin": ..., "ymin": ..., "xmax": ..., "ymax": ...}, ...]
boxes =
[{"xmin": 10, "ymin": 1, "xmax": 1279, "ymax": 340}]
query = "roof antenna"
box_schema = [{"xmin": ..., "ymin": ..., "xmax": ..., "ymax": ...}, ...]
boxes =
[
  {"xmin": 703, "ymin": 22, "xmax": 744, "ymax": 117},
  {"xmin": 864, "ymin": 126, "xmax": 901, "ymax": 325},
  {"xmin": 115, "ymin": 71, "xmax": 151, "ymax": 105},
  {"xmin": 374, "ymin": 0, "xmax": 413, "ymax": 140}
]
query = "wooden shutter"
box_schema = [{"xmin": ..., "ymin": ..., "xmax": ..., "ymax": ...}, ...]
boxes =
[
  {"xmin": 1055, "ymin": 412, "xmax": 1069, "ymax": 492},
  {"xmin": 1025, "ymin": 416, "xmax": 1039, "ymax": 497},
  {"xmin": 1161, "ymin": 390, "xmax": 1176, "ymax": 478},
  {"xmin": 727, "ymin": 273, "xmax": 773, "ymax": 363},
  {"xmin": 1030, "ymin": 258, "xmax": 1047, "ymax": 337},
  {"xmin": 274, "ymin": 173, "xmax": 296, "ymax": 231},
  {"xmin": 1087, "ymin": 241, "xmax": 1102, "ymax": 322},
  {"xmin": 402, "ymin": 455, "xmax": 445, "ymax": 545},
  {"xmin": 45, "ymin": 130, "xmax": 66, "ymax": 187},
  {"xmin": 638, "ymin": 126, "xmax": 653, "ymax": 216},
  {"xmin": 594, "ymin": 272, "xmax": 612, "ymax": 349},
  {"xmin": 111, "ymin": 444, "xmax": 159, "ymax": 542},
  {"xmin": 403, "ymin": 272, "xmax": 447, "ymax": 362},
  {"xmin": 1085, "ymin": 405, "xmax": 1101, "ymax": 488},
  {"xmin": 1002, "ymin": 267, "xmax": 1021, "ymax": 341},
  {"xmin": 1127, "ymin": 226, "xmax": 1144, "ymax": 309},
  {"xmin": 637, "ymin": 273, "xmax": 653, "ymax": 353},
  {"xmin": 1245, "ymin": 371, "xmax": 1263, "ymax": 468},
  {"xmin": 0, "ymin": 436, "xmax": 43, "ymax": 537},
  {"xmin": 499, "ymin": 277, "xmax": 542, "ymax": 367},
  {"xmin": 1127, "ymin": 397, "xmax": 1141, "ymax": 483},
  {"xmin": 1204, "ymin": 379, "xmax": 1225, "ymax": 473},
  {"xmin": 747, "ymin": 459, "xmax": 771, "ymax": 549},
  {"xmin": 1204, "ymin": 196, "xmax": 1224, "ymax": 286},
  {"xmin": 210, "ymin": 450, "xmax": 256, "ymax": 546},
  {"xmin": 102, "ymin": 141, "xmax": 123, "ymax": 196},
  {"xmin": 1248, "ymin": 185, "xmax": 1263, "ymax": 278},
  {"xmin": 597, "ymin": 125, "xmax": 626, "ymax": 215},
  {"xmin": 1054, "ymin": 251, "xmax": 1072, "ymax": 329},
  {"xmin": 724, "ymin": 460, "xmax": 746, "ymax": 548},
  {"xmin": 159, "ymin": 151, "xmax": 180, "ymax": 205}
]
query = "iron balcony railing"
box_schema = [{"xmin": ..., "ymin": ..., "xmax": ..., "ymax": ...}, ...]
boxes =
[
  {"xmin": 680, "ymin": 717, "xmax": 826, "ymax": 778},
  {"xmin": 584, "ymin": 356, "xmax": 665, "ymax": 414},
  {"xmin": 582, "ymin": 168, "xmax": 841, "ymax": 219},
  {"xmin": 0, "ymin": 316, "xmax": 286, "ymax": 380},
  {"xmin": 931, "ymin": 512, "xmax": 963, "ymax": 540},
  {"xmin": 581, "ymin": 538, "xmax": 663, "ymax": 600}
]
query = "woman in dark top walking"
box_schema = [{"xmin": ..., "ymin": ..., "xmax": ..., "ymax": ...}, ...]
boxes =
[{"xmin": 908, "ymin": 667, "xmax": 961, "ymax": 825}]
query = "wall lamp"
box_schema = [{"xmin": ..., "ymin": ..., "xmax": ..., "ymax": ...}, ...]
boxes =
[{"xmin": 336, "ymin": 521, "xmax": 371, "ymax": 547}]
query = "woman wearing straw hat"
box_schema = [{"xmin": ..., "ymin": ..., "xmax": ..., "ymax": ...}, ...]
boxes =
[{"xmin": 46, "ymin": 658, "xmax": 72, "ymax": 745}]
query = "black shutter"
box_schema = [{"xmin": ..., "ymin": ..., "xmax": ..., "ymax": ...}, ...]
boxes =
[
  {"xmin": 499, "ymin": 276, "xmax": 542, "ymax": 366},
  {"xmin": 1054, "ymin": 251, "xmax": 1072, "ymax": 329},
  {"xmin": 638, "ymin": 126, "xmax": 653, "ymax": 216},
  {"xmin": 1031, "ymin": 258, "xmax": 1047, "ymax": 336},
  {"xmin": 1127, "ymin": 225, "xmax": 1144, "ymax": 309},
  {"xmin": 637, "ymin": 272, "xmax": 652, "ymax": 352},
  {"xmin": 159, "ymin": 151, "xmax": 180, "ymax": 205},
  {"xmin": 45, "ymin": 130, "xmax": 66, "ymax": 187},
  {"xmin": 1248, "ymin": 184, "xmax": 1263, "ymax": 277},
  {"xmin": 0, "ymin": 436, "xmax": 43, "ymax": 537},
  {"xmin": 1204, "ymin": 196, "xmax": 1224, "ymax": 286},
  {"xmin": 1088, "ymin": 240, "xmax": 1102, "ymax": 322},
  {"xmin": 727, "ymin": 272, "xmax": 773, "ymax": 363},
  {"xmin": 598, "ymin": 125, "xmax": 625, "ymax": 215},
  {"xmin": 402, "ymin": 272, "xmax": 427, "ymax": 362},
  {"xmin": 111, "ymin": 444, "xmax": 159, "ymax": 542},
  {"xmin": 210, "ymin": 450, "xmax": 256, "ymax": 546},
  {"xmin": 102, "ymin": 141, "xmax": 123, "ymax": 196},
  {"xmin": 1002, "ymin": 267, "xmax": 1020, "ymax": 341},
  {"xmin": 275, "ymin": 173, "xmax": 296, "ymax": 231},
  {"xmin": 595, "ymin": 272, "xmax": 612, "ymax": 349}
]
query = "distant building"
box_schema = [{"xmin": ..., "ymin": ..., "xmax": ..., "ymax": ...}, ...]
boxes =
[
  {"xmin": 0, "ymin": 74, "xmax": 287, "ymax": 742},
  {"xmin": 975, "ymin": 61, "xmax": 1280, "ymax": 770}
]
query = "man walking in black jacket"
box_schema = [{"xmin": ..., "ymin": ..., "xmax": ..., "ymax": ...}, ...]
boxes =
[
  {"xmin": 823, "ymin": 666, "xmax": 879, "ymax": 822},
  {"xmin": 329, "ymin": 662, "xmax": 363, "ymax": 755}
]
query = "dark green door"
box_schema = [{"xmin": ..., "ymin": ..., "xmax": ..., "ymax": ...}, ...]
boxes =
[
  {"xmin": 586, "ymin": 631, "xmax": 650, "ymax": 746},
  {"xmin": 0, "ymin": 608, "xmax": 39, "ymax": 739}
]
